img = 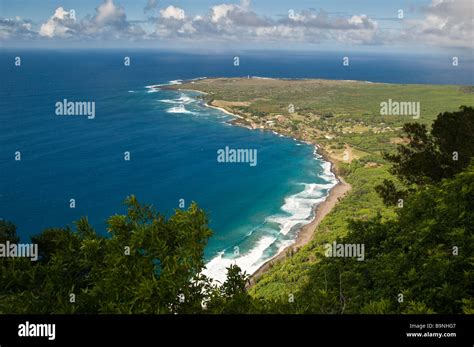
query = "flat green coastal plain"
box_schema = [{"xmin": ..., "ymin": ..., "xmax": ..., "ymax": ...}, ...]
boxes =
[{"xmin": 169, "ymin": 78, "xmax": 474, "ymax": 301}]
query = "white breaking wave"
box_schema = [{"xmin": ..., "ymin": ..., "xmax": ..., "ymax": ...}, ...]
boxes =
[
  {"xmin": 313, "ymin": 148, "xmax": 337, "ymax": 183},
  {"xmin": 142, "ymin": 85, "xmax": 339, "ymax": 284},
  {"xmin": 166, "ymin": 104, "xmax": 194, "ymax": 114},
  {"xmin": 320, "ymin": 160, "xmax": 337, "ymax": 182},
  {"xmin": 267, "ymin": 183, "xmax": 330, "ymax": 235},
  {"xmin": 202, "ymin": 236, "xmax": 277, "ymax": 284},
  {"xmin": 204, "ymin": 155, "xmax": 338, "ymax": 284},
  {"xmin": 252, "ymin": 76, "xmax": 275, "ymax": 80},
  {"xmin": 189, "ymin": 77, "xmax": 207, "ymax": 83},
  {"xmin": 145, "ymin": 80, "xmax": 182, "ymax": 88},
  {"xmin": 160, "ymin": 94, "xmax": 195, "ymax": 105},
  {"xmin": 144, "ymin": 80, "xmax": 183, "ymax": 93}
]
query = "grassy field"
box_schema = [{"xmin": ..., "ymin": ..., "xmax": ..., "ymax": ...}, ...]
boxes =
[
  {"xmin": 173, "ymin": 78, "xmax": 473, "ymax": 162},
  {"xmin": 168, "ymin": 78, "xmax": 473, "ymax": 300}
]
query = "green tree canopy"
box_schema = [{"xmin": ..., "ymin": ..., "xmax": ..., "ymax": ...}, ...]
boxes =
[
  {"xmin": 288, "ymin": 164, "xmax": 473, "ymax": 314},
  {"xmin": 0, "ymin": 196, "xmax": 252, "ymax": 314},
  {"xmin": 377, "ymin": 106, "xmax": 474, "ymax": 205}
]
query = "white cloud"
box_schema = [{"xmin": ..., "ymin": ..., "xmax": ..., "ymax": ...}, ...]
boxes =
[
  {"xmin": 401, "ymin": 0, "xmax": 473, "ymax": 48},
  {"xmin": 285, "ymin": 9, "xmax": 377, "ymax": 31},
  {"xmin": 39, "ymin": 7, "xmax": 76, "ymax": 38},
  {"xmin": 37, "ymin": 0, "xmax": 145, "ymax": 40},
  {"xmin": 0, "ymin": 16, "xmax": 36, "ymax": 40},
  {"xmin": 160, "ymin": 6, "xmax": 185, "ymax": 20},
  {"xmin": 178, "ymin": 21, "xmax": 196, "ymax": 34},
  {"xmin": 144, "ymin": 0, "xmax": 159, "ymax": 14},
  {"xmin": 2, "ymin": 0, "xmax": 471, "ymax": 49},
  {"xmin": 94, "ymin": 0, "xmax": 126, "ymax": 25},
  {"xmin": 211, "ymin": 4, "xmax": 235, "ymax": 23},
  {"xmin": 152, "ymin": 4, "xmax": 379, "ymax": 45}
]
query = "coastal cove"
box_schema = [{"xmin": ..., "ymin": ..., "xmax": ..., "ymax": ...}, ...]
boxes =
[
  {"xmin": 161, "ymin": 82, "xmax": 348, "ymax": 282},
  {"xmin": 1, "ymin": 0, "xmax": 473, "ymax": 321},
  {"xmin": 1, "ymin": 51, "xmax": 343, "ymax": 284},
  {"xmin": 2, "ymin": 51, "xmax": 472, "ymax": 286},
  {"xmin": 154, "ymin": 83, "xmax": 340, "ymax": 283},
  {"xmin": 167, "ymin": 76, "xmax": 474, "ymax": 286}
]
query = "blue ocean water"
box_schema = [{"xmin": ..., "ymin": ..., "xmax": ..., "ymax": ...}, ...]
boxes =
[{"xmin": 1, "ymin": 50, "xmax": 472, "ymax": 280}]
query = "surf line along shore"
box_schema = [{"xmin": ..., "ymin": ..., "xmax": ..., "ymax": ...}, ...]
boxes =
[
  {"xmin": 206, "ymin": 101, "xmax": 352, "ymax": 285},
  {"xmin": 161, "ymin": 84, "xmax": 352, "ymax": 284},
  {"xmin": 248, "ymin": 172, "xmax": 351, "ymax": 286}
]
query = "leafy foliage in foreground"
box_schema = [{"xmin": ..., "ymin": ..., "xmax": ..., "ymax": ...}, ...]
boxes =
[
  {"xmin": 271, "ymin": 164, "xmax": 473, "ymax": 314},
  {"xmin": 1, "ymin": 107, "xmax": 472, "ymax": 314},
  {"xmin": 0, "ymin": 197, "xmax": 254, "ymax": 314},
  {"xmin": 376, "ymin": 106, "xmax": 474, "ymax": 204},
  {"xmin": 1, "ymin": 168, "xmax": 472, "ymax": 314},
  {"xmin": 251, "ymin": 108, "xmax": 474, "ymax": 314}
]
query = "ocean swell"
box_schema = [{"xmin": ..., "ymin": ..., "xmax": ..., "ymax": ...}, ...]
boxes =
[
  {"xmin": 147, "ymin": 81, "xmax": 338, "ymax": 284},
  {"xmin": 201, "ymin": 165, "xmax": 337, "ymax": 283}
]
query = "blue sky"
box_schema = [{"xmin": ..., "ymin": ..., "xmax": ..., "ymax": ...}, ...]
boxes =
[
  {"xmin": 0, "ymin": 0, "xmax": 471, "ymax": 51},
  {"xmin": 1, "ymin": 0, "xmax": 425, "ymax": 21}
]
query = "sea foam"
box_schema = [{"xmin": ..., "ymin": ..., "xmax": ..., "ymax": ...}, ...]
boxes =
[
  {"xmin": 202, "ymin": 236, "xmax": 277, "ymax": 284},
  {"xmin": 267, "ymin": 183, "xmax": 330, "ymax": 235},
  {"xmin": 204, "ymin": 154, "xmax": 338, "ymax": 284},
  {"xmin": 160, "ymin": 94, "xmax": 194, "ymax": 105},
  {"xmin": 150, "ymin": 86, "xmax": 339, "ymax": 284},
  {"xmin": 166, "ymin": 104, "xmax": 194, "ymax": 114}
]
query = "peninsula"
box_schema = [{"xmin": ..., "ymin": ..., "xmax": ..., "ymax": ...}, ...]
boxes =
[{"xmin": 167, "ymin": 77, "xmax": 473, "ymax": 297}]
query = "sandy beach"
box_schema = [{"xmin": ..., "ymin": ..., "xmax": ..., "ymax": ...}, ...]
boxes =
[
  {"xmin": 248, "ymin": 175, "xmax": 351, "ymax": 285},
  {"xmin": 162, "ymin": 85, "xmax": 246, "ymax": 119},
  {"xmin": 169, "ymin": 84, "xmax": 353, "ymax": 284},
  {"xmin": 205, "ymin": 102, "xmax": 245, "ymax": 119}
]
